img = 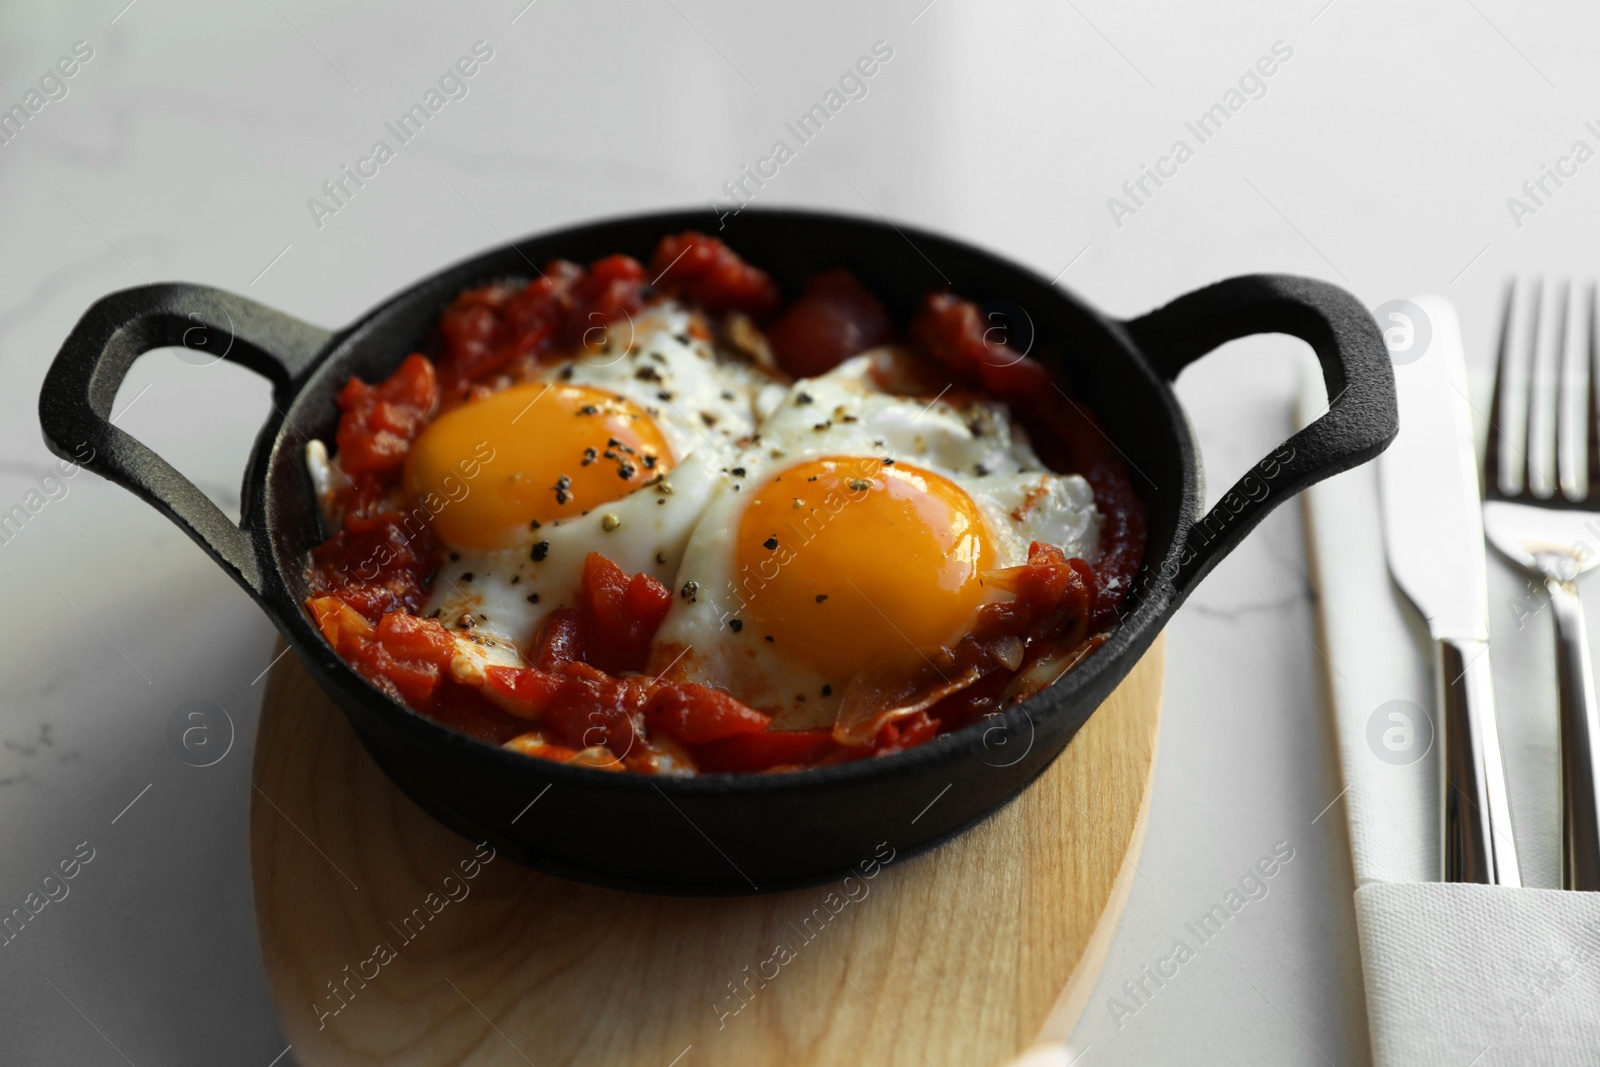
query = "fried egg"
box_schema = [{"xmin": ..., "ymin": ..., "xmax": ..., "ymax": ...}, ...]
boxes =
[
  {"xmin": 648, "ymin": 353, "xmax": 1101, "ymax": 728},
  {"xmin": 407, "ymin": 300, "xmax": 776, "ymax": 683}
]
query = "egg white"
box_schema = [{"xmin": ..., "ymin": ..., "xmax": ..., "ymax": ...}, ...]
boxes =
[
  {"xmin": 556, "ymin": 301, "xmax": 775, "ymax": 463},
  {"xmin": 427, "ymin": 451, "xmax": 734, "ymax": 685}
]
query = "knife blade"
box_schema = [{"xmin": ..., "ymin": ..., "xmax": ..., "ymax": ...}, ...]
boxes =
[{"xmin": 1377, "ymin": 295, "xmax": 1520, "ymax": 886}]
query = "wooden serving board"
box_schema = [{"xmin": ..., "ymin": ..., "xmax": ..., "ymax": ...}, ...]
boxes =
[{"xmin": 251, "ymin": 636, "xmax": 1163, "ymax": 1067}]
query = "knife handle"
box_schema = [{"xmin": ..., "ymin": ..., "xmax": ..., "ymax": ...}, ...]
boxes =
[
  {"xmin": 1546, "ymin": 578, "xmax": 1600, "ymax": 890},
  {"xmin": 1437, "ymin": 637, "xmax": 1521, "ymax": 886}
]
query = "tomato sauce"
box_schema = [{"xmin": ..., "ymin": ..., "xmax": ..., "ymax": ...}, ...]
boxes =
[{"xmin": 907, "ymin": 293, "xmax": 1146, "ymax": 625}]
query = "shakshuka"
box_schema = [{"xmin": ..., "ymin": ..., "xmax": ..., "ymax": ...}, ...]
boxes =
[{"xmin": 303, "ymin": 233, "xmax": 1144, "ymax": 775}]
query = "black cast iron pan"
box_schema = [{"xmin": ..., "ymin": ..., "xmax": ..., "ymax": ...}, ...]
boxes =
[{"xmin": 38, "ymin": 208, "xmax": 1396, "ymax": 894}]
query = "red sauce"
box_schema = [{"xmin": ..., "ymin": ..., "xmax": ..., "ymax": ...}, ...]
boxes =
[
  {"xmin": 334, "ymin": 353, "xmax": 439, "ymax": 477},
  {"xmin": 305, "ymin": 232, "xmax": 1144, "ymax": 774},
  {"xmin": 648, "ymin": 232, "xmax": 781, "ymax": 319},
  {"xmin": 767, "ymin": 268, "xmax": 895, "ymax": 377},
  {"xmin": 908, "ymin": 293, "xmax": 1146, "ymax": 624}
]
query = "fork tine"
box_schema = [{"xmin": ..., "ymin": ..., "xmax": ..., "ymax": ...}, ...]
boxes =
[
  {"xmin": 1588, "ymin": 283, "xmax": 1600, "ymax": 503},
  {"xmin": 1529, "ymin": 278, "xmax": 1560, "ymax": 498},
  {"xmin": 1524, "ymin": 278, "xmax": 1545, "ymax": 495},
  {"xmin": 1557, "ymin": 280, "xmax": 1579, "ymax": 500},
  {"xmin": 1486, "ymin": 278, "xmax": 1523, "ymax": 497}
]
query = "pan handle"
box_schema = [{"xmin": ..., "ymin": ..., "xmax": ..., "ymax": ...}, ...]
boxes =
[
  {"xmin": 1122, "ymin": 273, "xmax": 1397, "ymax": 602},
  {"xmin": 38, "ymin": 283, "xmax": 332, "ymax": 602}
]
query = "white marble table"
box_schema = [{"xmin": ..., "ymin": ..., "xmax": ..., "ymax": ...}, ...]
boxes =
[{"xmin": 1, "ymin": 1, "xmax": 1595, "ymax": 1062}]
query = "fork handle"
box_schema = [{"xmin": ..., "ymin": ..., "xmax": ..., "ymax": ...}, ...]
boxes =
[
  {"xmin": 1438, "ymin": 638, "xmax": 1521, "ymax": 885},
  {"xmin": 1546, "ymin": 578, "xmax": 1600, "ymax": 890}
]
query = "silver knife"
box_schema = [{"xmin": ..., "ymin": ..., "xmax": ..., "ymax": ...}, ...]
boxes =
[{"xmin": 1378, "ymin": 298, "xmax": 1521, "ymax": 886}]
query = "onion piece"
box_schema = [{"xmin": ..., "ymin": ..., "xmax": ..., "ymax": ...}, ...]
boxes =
[
  {"xmin": 304, "ymin": 439, "xmax": 345, "ymax": 534},
  {"xmin": 569, "ymin": 745, "xmax": 626, "ymax": 771},
  {"xmin": 991, "ymin": 635, "xmax": 1025, "ymax": 672},
  {"xmin": 979, "ymin": 563, "xmax": 1026, "ymax": 594},
  {"xmin": 1000, "ymin": 633, "xmax": 1109, "ymax": 705},
  {"xmin": 721, "ymin": 311, "xmax": 780, "ymax": 373},
  {"xmin": 833, "ymin": 655, "xmax": 982, "ymax": 747}
]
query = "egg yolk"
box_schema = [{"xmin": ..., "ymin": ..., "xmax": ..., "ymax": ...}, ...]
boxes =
[
  {"xmin": 404, "ymin": 382, "xmax": 673, "ymax": 550},
  {"xmin": 734, "ymin": 456, "xmax": 994, "ymax": 681}
]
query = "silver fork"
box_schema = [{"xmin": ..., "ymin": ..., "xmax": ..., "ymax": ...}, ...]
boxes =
[{"xmin": 1483, "ymin": 278, "xmax": 1600, "ymax": 890}]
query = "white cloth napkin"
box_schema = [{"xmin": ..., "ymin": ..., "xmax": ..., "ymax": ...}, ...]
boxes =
[{"xmin": 1301, "ymin": 295, "xmax": 1600, "ymax": 1065}]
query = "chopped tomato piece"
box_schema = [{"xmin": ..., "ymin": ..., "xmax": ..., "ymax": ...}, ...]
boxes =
[
  {"xmin": 870, "ymin": 709, "xmax": 941, "ymax": 754},
  {"xmin": 482, "ymin": 660, "xmax": 652, "ymax": 757},
  {"xmin": 644, "ymin": 684, "xmax": 771, "ymax": 745},
  {"xmin": 374, "ymin": 610, "xmax": 456, "ymax": 661},
  {"xmin": 529, "ymin": 559, "xmax": 674, "ymax": 675},
  {"xmin": 500, "ymin": 261, "xmax": 583, "ymax": 369},
  {"xmin": 693, "ymin": 729, "xmax": 839, "ymax": 774},
  {"xmin": 306, "ymin": 601, "xmax": 455, "ymax": 708},
  {"xmin": 649, "ymin": 232, "xmax": 781, "ymax": 318},
  {"xmin": 338, "ymin": 471, "xmax": 396, "ymax": 523},
  {"xmin": 538, "ymin": 662, "xmax": 649, "ymax": 755},
  {"xmin": 435, "ymin": 284, "xmax": 510, "ymax": 385},
  {"xmin": 767, "ymin": 268, "xmax": 895, "ymax": 377},
  {"xmin": 567, "ymin": 254, "xmax": 646, "ymax": 350},
  {"xmin": 435, "ymin": 257, "xmax": 650, "ymax": 394},
  {"xmin": 975, "ymin": 542, "xmax": 1098, "ymax": 645},
  {"xmin": 307, "ymin": 512, "xmax": 439, "ymax": 622},
  {"xmin": 435, "ymin": 266, "xmax": 578, "ymax": 392},
  {"xmin": 427, "ymin": 681, "xmax": 532, "ymax": 745},
  {"xmin": 333, "ymin": 354, "xmax": 439, "ymax": 475},
  {"xmin": 533, "ymin": 608, "xmax": 587, "ymax": 671},
  {"xmin": 481, "ymin": 665, "xmax": 563, "ymax": 721},
  {"xmin": 580, "ymin": 552, "xmax": 672, "ymax": 673},
  {"xmin": 361, "ymin": 651, "xmax": 441, "ymax": 707},
  {"xmin": 908, "ymin": 292, "xmax": 1050, "ymax": 398},
  {"xmin": 1013, "ymin": 542, "xmax": 1073, "ymax": 611}
]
